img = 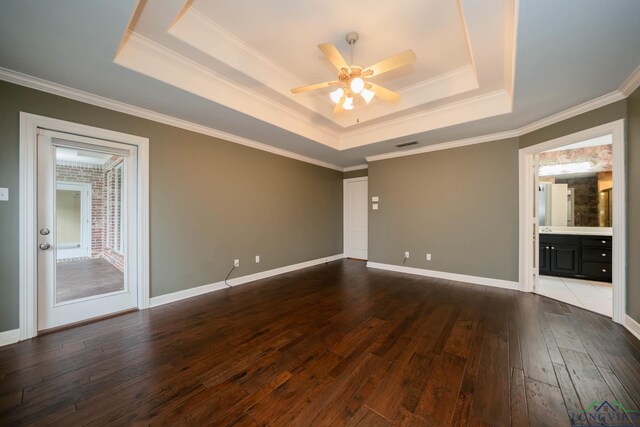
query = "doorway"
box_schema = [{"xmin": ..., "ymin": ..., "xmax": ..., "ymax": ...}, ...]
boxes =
[
  {"xmin": 343, "ymin": 177, "xmax": 368, "ymax": 260},
  {"xmin": 19, "ymin": 113, "xmax": 149, "ymax": 338},
  {"xmin": 519, "ymin": 120, "xmax": 625, "ymax": 323}
]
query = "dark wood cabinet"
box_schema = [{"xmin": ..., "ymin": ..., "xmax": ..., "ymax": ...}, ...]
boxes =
[
  {"xmin": 539, "ymin": 233, "xmax": 612, "ymax": 282},
  {"xmin": 549, "ymin": 245, "xmax": 579, "ymax": 275}
]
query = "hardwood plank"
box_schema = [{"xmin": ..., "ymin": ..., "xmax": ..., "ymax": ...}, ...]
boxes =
[
  {"xmin": 510, "ymin": 367, "xmax": 529, "ymax": 427},
  {"xmin": 525, "ymin": 378, "xmax": 571, "ymax": 427},
  {"xmin": 553, "ymin": 363, "xmax": 588, "ymax": 426},
  {"xmin": 0, "ymin": 259, "xmax": 637, "ymax": 425}
]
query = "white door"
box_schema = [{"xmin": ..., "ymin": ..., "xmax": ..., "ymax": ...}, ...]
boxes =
[
  {"xmin": 37, "ymin": 130, "xmax": 138, "ymax": 331},
  {"xmin": 344, "ymin": 178, "xmax": 368, "ymax": 259}
]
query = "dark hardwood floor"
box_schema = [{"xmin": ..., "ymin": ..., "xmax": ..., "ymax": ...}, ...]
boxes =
[{"xmin": 1, "ymin": 259, "xmax": 640, "ymax": 426}]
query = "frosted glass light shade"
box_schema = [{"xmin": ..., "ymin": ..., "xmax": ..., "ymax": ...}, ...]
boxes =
[
  {"xmin": 350, "ymin": 77, "xmax": 364, "ymax": 94},
  {"xmin": 361, "ymin": 88, "xmax": 375, "ymax": 104},
  {"xmin": 329, "ymin": 88, "xmax": 344, "ymax": 104},
  {"xmin": 343, "ymin": 96, "xmax": 354, "ymax": 110}
]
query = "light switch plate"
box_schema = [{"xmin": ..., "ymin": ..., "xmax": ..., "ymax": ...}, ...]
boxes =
[
  {"xmin": 372, "ymin": 203, "xmax": 379, "ymax": 210},
  {"xmin": 0, "ymin": 188, "xmax": 8, "ymax": 201},
  {"xmin": 372, "ymin": 196, "xmax": 379, "ymax": 202}
]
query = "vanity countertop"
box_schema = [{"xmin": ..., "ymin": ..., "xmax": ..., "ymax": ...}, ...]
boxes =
[{"xmin": 539, "ymin": 227, "xmax": 613, "ymax": 237}]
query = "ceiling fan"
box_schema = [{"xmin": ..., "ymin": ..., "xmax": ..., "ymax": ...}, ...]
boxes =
[{"xmin": 291, "ymin": 31, "xmax": 416, "ymax": 114}]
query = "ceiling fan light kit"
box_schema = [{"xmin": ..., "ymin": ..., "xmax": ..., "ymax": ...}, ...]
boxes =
[{"xmin": 290, "ymin": 31, "xmax": 416, "ymax": 114}]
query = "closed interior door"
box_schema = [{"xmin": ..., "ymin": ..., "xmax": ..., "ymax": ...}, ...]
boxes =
[
  {"xmin": 37, "ymin": 130, "xmax": 138, "ymax": 331},
  {"xmin": 344, "ymin": 178, "xmax": 368, "ymax": 260}
]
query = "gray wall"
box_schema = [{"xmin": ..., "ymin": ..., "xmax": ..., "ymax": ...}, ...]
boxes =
[
  {"xmin": 368, "ymin": 138, "xmax": 520, "ymax": 281},
  {"xmin": 0, "ymin": 80, "xmax": 343, "ymax": 332},
  {"xmin": 343, "ymin": 168, "xmax": 368, "ymax": 179},
  {"xmin": 627, "ymin": 87, "xmax": 640, "ymax": 323}
]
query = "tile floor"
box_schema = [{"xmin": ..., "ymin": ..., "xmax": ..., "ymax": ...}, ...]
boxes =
[
  {"xmin": 537, "ymin": 275, "xmax": 613, "ymax": 317},
  {"xmin": 56, "ymin": 258, "xmax": 124, "ymax": 303}
]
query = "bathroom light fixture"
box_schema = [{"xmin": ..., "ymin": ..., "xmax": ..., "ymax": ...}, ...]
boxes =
[{"xmin": 539, "ymin": 161, "xmax": 592, "ymax": 176}]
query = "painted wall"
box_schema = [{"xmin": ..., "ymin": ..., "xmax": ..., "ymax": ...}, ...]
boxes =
[
  {"xmin": 627, "ymin": 86, "xmax": 640, "ymax": 323},
  {"xmin": 0, "ymin": 80, "xmax": 343, "ymax": 333},
  {"xmin": 343, "ymin": 168, "xmax": 368, "ymax": 179},
  {"xmin": 368, "ymin": 138, "xmax": 520, "ymax": 281}
]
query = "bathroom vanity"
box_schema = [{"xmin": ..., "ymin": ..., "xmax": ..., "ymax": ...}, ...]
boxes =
[{"xmin": 539, "ymin": 228, "xmax": 612, "ymax": 282}]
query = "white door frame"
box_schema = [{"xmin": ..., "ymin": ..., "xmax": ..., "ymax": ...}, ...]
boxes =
[
  {"xmin": 19, "ymin": 112, "xmax": 150, "ymax": 340},
  {"xmin": 343, "ymin": 177, "xmax": 368, "ymax": 259},
  {"xmin": 55, "ymin": 181, "xmax": 92, "ymax": 260},
  {"xmin": 518, "ymin": 119, "xmax": 626, "ymax": 323}
]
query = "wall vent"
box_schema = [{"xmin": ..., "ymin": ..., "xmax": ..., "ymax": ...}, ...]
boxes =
[{"xmin": 395, "ymin": 141, "xmax": 418, "ymax": 148}]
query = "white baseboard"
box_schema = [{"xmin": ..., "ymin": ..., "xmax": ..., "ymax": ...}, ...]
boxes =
[
  {"xmin": 0, "ymin": 329, "xmax": 20, "ymax": 347},
  {"xmin": 625, "ymin": 315, "xmax": 640, "ymax": 341},
  {"xmin": 366, "ymin": 262, "xmax": 521, "ymax": 291},
  {"xmin": 150, "ymin": 254, "xmax": 344, "ymax": 308}
]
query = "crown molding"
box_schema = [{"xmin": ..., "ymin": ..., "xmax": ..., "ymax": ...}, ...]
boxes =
[
  {"xmin": 115, "ymin": 32, "xmax": 341, "ymax": 150},
  {"xmin": 366, "ymin": 89, "xmax": 624, "ymax": 162},
  {"xmin": 0, "ymin": 67, "xmax": 345, "ymax": 171},
  {"xmin": 366, "ymin": 130, "xmax": 519, "ymax": 162},
  {"xmin": 619, "ymin": 64, "xmax": 640, "ymax": 96},
  {"xmin": 343, "ymin": 164, "xmax": 368, "ymax": 172},
  {"xmin": 170, "ymin": 6, "xmax": 482, "ymax": 128},
  {"xmin": 517, "ymin": 90, "xmax": 626, "ymax": 136},
  {"xmin": 341, "ymin": 90, "xmax": 512, "ymax": 150}
]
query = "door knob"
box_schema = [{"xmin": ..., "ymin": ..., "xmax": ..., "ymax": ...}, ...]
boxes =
[{"xmin": 39, "ymin": 243, "xmax": 51, "ymax": 250}]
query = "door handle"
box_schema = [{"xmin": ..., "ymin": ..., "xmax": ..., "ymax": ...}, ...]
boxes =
[{"xmin": 39, "ymin": 243, "xmax": 51, "ymax": 250}]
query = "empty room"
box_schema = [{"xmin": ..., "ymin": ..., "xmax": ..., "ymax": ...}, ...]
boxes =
[{"xmin": 2, "ymin": 0, "xmax": 640, "ymax": 425}]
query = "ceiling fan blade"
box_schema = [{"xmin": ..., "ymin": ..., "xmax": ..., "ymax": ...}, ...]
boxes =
[
  {"xmin": 363, "ymin": 50, "xmax": 416, "ymax": 77},
  {"xmin": 318, "ymin": 43, "xmax": 350, "ymax": 71},
  {"xmin": 369, "ymin": 83, "xmax": 401, "ymax": 103},
  {"xmin": 333, "ymin": 95, "xmax": 346, "ymax": 114},
  {"xmin": 291, "ymin": 81, "xmax": 340, "ymax": 94}
]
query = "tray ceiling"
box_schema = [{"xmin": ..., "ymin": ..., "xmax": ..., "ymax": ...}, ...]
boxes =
[{"xmin": 116, "ymin": 0, "xmax": 516, "ymax": 150}]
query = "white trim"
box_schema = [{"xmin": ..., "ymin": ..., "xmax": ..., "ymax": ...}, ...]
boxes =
[
  {"xmin": 0, "ymin": 63, "xmax": 635, "ymax": 167},
  {"xmin": 0, "ymin": 329, "xmax": 20, "ymax": 347},
  {"xmin": 343, "ymin": 164, "xmax": 368, "ymax": 172},
  {"xmin": 625, "ymin": 315, "xmax": 640, "ymax": 342},
  {"xmin": 366, "ymin": 90, "xmax": 624, "ymax": 162},
  {"xmin": 619, "ymin": 64, "xmax": 640, "ymax": 96},
  {"xmin": 517, "ymin": 91, "xmax": 625, "ymax": 136},
  {"xmin": 366, "ymin": 129, "xmax": 519, "ymax": 162},
  {"xmin": 19, "ymin": 113, "xmax": 150, "ymax": 340},
  {"xmin": 366, "ymin": 262, "xmax": 520, "ymax": 291},
  {"xmin": 150, "ymin": 254, "xmax": 344, "ymax": 308},
  {"xmin": 0, "ymin": 67, "xmax": 344, "ymax": 172},
  {"xmin": 519, "ymin": 119, "xmax": 626, "ymax": 324},
  {"xmin": 341, "ymin": 90, "xmax": 512, "ymax": 150}
]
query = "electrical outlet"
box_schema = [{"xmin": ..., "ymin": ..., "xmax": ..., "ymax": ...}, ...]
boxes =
[
  {"xmin": 255, "ymin": 255, "xmax": 260, "ymax": 263},
  {"xmin": 234, "ymin": 259, "xmax": 239, "ymax": 267},
  {"xmin": 404, "ymin": 251, "xmax": 410, "ymax": 259},
  {"xmin": 0, "ymin": 188, "xmax": 8, "ymax": 201},
  {"xmin": 426, "ymin": 253, "xmax": 432, "ymax": 261}
]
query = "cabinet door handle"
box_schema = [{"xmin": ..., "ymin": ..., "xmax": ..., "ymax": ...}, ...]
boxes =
[
  {"xmin": 546, "ymin": 246, "xmax": 550, "ymax": 250},
  {"xmin": 551, "ymin": 247, "xmax": 555, "ymax": 250},
  {"xmin": 602, "ymin": 240, "xmax": 606, "ymax": 244},
  {"xmin": 602, "ymin": 253, "xmax": 606, "ymax": 257},
  {"xmin": 602, "ymin": 268, "xmax": 607, "ymax": 272}
]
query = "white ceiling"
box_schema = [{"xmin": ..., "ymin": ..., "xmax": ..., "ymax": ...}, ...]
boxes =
[{"xmin": 1, "ymin": 1, "xmax": 639, "ymax": 168}]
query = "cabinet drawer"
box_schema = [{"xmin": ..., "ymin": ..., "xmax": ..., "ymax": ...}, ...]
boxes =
[
  {"xmin": 582, "ymin": 262, "xmax": 612, "ymax": 281},
  {"xmin": 582, "ymin": 247, "xmax": 612, "ymax": 262},
  {"xmin": 582, "ymin": 236, "xmax": 612, "ymax": 248}
]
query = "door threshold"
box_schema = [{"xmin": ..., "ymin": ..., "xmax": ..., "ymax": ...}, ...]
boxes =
[{"xmin": 37, "ymin": 308, "xmax": 139, "ymax": 336}]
